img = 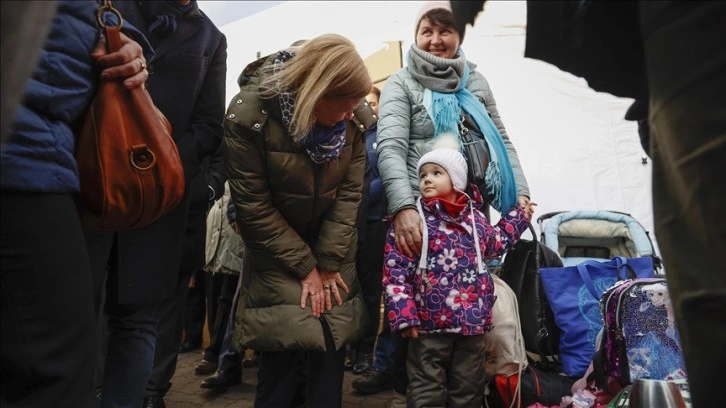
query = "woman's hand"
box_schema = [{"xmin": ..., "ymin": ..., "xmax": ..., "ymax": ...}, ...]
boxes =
[
  {"xmin": 91, "ymin": 32, "xmax": 148, "ymax": 89},
  {"xmin": 393, "ymin": 208, "xmax": 423, "ymax": 258},
  {"xmin": 401, "ymin": 327, "xmax": 419, "ymax": 339},
  {"xmin": 319, "ymin": 269, "xmax": 350, "ymax": 311},
  {"xmin": 299, "ymin": 267, "xmax": 324, "ymax": 318}
]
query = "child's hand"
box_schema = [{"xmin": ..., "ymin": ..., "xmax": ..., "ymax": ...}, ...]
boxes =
[
  {"xmin": 401, "ymin": 327, "xmax": 419, "ymax": 339},
  {"xmin": 524, "ymin": 200, "xmax": 537, "ymax": 220}
]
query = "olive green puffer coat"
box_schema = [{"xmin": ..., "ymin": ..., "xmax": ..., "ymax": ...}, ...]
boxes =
[{"xmin": 223, "ymin": 55, "xmax": 369, "ymax": 352}]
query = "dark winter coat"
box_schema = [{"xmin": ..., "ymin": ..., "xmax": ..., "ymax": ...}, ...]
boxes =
[
  {"xmin": 85, "ymin": 2, "xmax": 227, "ymax": 304},
  {"xmin": 180, "ymin": 144, "xmax": 225, "ymax": 272},
  {"xmin": 224, "ymin": 55, "xmax": 373, "ymax": 352}
]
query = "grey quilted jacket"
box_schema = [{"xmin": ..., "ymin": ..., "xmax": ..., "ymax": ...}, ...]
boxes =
[
  {"xmin": 377, "ymin": 61, "xmax": 529, "ymax": 216},
  {"xmin": 204, "ymin": 182, "xmax": 244, "ymax": 276}
]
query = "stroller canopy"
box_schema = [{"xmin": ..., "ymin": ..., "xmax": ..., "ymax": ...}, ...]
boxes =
[{"xmin": 539, "ymin": 210, "xmax": 655, "ymax": 266}]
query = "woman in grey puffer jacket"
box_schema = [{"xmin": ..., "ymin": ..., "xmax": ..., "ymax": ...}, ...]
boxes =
[{"xmin": 377, "ymin": 1, "xmax": 532, "ymax": 260}]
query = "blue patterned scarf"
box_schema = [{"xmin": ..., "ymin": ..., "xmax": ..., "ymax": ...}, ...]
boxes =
[
  {"xmin": 273, "ymin": 50, "xmax": 347, "ymax": 164},
  {"xmin": 407, "ymin": 46, "xmax": 517, "ymax": 213}
]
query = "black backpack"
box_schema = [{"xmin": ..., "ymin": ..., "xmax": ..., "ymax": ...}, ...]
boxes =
[{"xmin": 499, "ymin": 225, "xmax": 564, "ymax": 371}]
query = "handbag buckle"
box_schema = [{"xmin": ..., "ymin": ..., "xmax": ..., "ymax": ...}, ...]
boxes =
[
  {"xmin": 96, "ymin": 0, "xmax": 123, "ymax": 29},
  {"xmin": 130, "ymin": 146, "xmax": 156, "ymax": 171}
]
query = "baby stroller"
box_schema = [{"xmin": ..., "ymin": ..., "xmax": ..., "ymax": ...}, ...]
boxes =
[
  {"xmin": 536, "ymin": 210, "xmax": 662, "ymax": 378},
  {"xmin": 537, "ymin": 210, "xmax": 661, "ymax": 268}
]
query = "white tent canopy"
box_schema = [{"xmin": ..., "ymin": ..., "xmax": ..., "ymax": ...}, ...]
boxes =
[{"xmin": 208, "ymin": 0, "xmax": 657, "ymax": 253}]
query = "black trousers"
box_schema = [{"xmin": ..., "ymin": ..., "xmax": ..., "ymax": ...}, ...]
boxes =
[
  {"xmin": 254, "ymin": 321, "xmax": 346, "ymax": 408},
  {"xmin": 392, "ymin": 336, "xmax": 409, "ymax": 396},
  {"xmin": 355, "ymin": 218, "xmax": 387, "ymax": 353},
  {"xmin": 183, "ymin": 269, "xmax": 206, "ymax": 346},
  {"xmin": 203, "ymin": 273, "xmax": 238, "ymax": 362},
  {"xmin": 1, "ymin": 192, "xmax": 96, "ymax": 407},
  {"xmin": 145, "ymin": 268, "xmax": 195, "ymax": 396}
]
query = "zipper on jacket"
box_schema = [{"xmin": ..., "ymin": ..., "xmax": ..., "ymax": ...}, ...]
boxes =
[{"xmin": 309, "ymin": 162, "xmax": 320, "ymax": 239}]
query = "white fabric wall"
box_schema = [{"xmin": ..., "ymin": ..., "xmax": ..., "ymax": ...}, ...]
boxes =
[{"xmin": 215, "ymin": 1, "xmax": 658, "ymax": 253}]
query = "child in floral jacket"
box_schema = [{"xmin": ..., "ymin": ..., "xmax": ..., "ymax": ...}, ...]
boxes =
[{"xmin": 382, "ymin": 135, "xmax": 532, "ymax": 407}]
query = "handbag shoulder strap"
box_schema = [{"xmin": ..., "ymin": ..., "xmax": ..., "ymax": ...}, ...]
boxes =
[
  {"xmin": 96, "ymin": 0, "xmax": 123, "ymax": 53},
  {"xmin": 576, "ymin": 260, "xmax": 608, "ymax": 299},
  {"xmin": 576, "ymin": 257, "xmax": 638, "ymax": 300}
]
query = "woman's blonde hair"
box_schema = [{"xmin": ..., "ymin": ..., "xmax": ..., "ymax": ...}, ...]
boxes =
[{"xmin": 260, "ymin": 34, "xmax": 372, "ymax": 141}]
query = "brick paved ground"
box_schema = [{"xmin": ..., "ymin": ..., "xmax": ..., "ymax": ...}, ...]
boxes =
[{"xmin": 164, "ymin": 349, "xmax": 398, "ymax": 408}]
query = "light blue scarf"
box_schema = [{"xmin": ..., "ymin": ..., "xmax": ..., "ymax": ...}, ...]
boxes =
[{"xmin": 408, "ymin": 46, "xmax": 517, "ymax": 212}]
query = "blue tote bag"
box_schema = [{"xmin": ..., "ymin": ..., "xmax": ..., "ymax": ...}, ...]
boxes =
[{"xmin": 539, "ymin": 256, "xmax": 656, "ymax": 377}]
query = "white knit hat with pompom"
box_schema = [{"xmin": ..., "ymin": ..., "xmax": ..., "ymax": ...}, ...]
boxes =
[
  {"xmin": 414, "ymin": 1, "xmax": 453, "ymax": 33},
  {"xmin": 416, "ymin": 133, "xmax": 468, "ymax": 192}
]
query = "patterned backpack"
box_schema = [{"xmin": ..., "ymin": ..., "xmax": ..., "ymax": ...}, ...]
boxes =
[{"xmin": 594, "ymin": 278, "xmax": 687, "ymax": 388}]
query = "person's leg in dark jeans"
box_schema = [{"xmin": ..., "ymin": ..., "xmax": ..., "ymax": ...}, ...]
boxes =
[
  {"xmin": 353, "ymin": 218, "xmax": 387, "ymax": 374},
  {"xmin": 86, "ymin": 226, "xmax": 116, "ymax": 404},
  {"xmin": 352, "ymin": 302, "xmax": 396, "ymax": 395},
  {"xmin": 144, "ymin": 268, "xmax": 195, "ymax": 400},
  {"xmin": 95, "ymin": 275, "xmax": 109, "ymax": 399},
  {"xmin": 639, "ymin": 3, "xmax": 726, "ymax": 406},
  {"xmin": 0, "ymin": 192, "xmax": 96, "ymax": 407},
  {"xmin": 202, "ymin": 274, "xmax": 238, "ymax": 371},
  {"xmin": 200, "ymin": 308, "xmax": 242, "ymax": 390},
  {"xmin": 374, "ymin": 319, "xmax": 396, "ymax": 374},
  {"xmin": 101, "ymin": 295, "xmax": 160, "ymax": 408},
  {"xmin": 202, "ymin": 270, "xmax": 245, "ymax": 390},
  {"xmin": 181, "ymin": 269, "xmax": 206, "ymax": 351},
  {"xmin": 195, "ymin": 272, "xmax": 224, "ymax": 374}
]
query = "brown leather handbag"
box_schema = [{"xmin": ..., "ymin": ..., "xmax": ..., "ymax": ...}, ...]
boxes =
[{"xmin": 76, "ymin": 1, "xmax": 185, "ymax": 230}]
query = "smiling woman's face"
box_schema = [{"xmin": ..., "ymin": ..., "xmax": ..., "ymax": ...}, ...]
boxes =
[{"xmin": 416, "ymin": 17, "xmax": 460, "ymax": 59}]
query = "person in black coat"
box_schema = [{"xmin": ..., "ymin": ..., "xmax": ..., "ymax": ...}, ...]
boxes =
[
  {"xmin": 85, "ymin": 1, "xmax": 227, "ymax": 406},
  {"xmin": 144, "ymin": 146, "xmax": 225, "ymax": 406},
  {"xmin": 450, "ymin": 2, "xmax": 726, "ymax": 407},
  {"xmin": 348, "ymin": 87, "xmax": 387, "ymax": 375}
]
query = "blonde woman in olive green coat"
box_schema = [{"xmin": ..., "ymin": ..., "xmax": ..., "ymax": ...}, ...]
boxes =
[{"xmin": 223, "ymin": 34, "xmax": 374, "ymax": 407}]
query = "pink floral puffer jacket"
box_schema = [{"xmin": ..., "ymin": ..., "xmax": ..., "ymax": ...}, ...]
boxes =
[{"xmin": 383, "ymin": 190, "xmax": 529, "ymax": 336}]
